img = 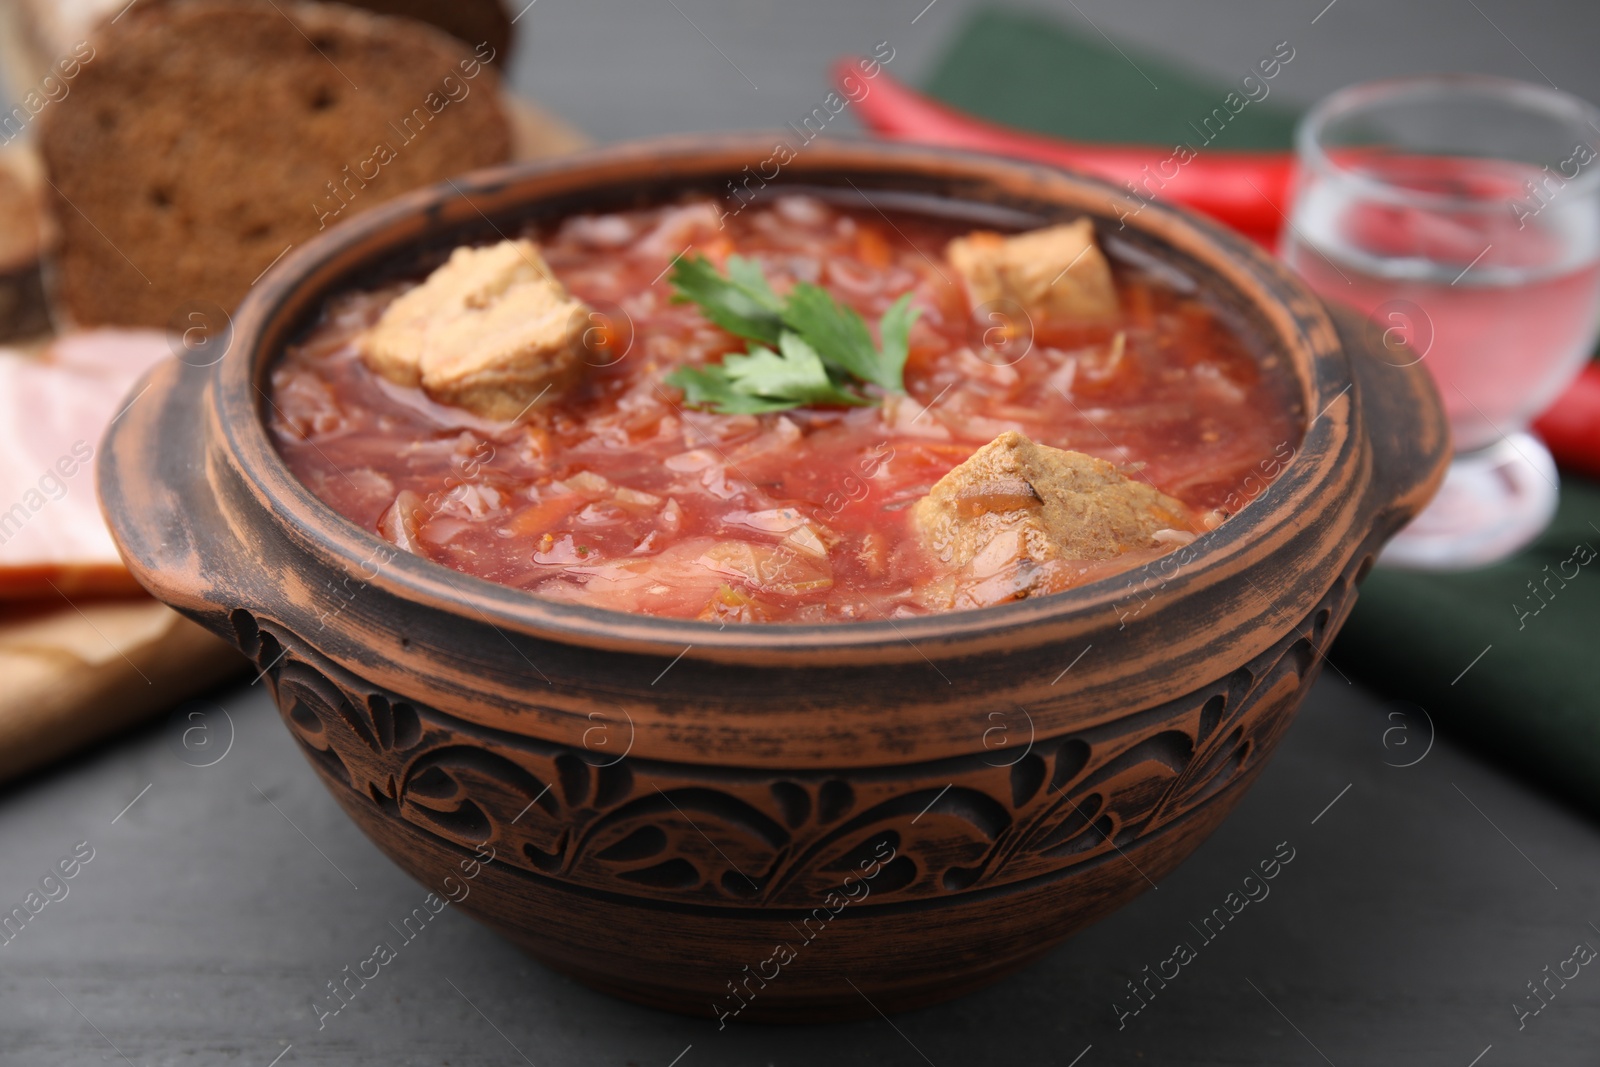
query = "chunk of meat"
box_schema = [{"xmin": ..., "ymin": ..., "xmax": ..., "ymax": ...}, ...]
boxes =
[
  {"xmin": 913, "ymin": 430, "xmax": 1194, "ymax": 587},
  {"xmin": 946, "ymin": 219, "xmax": 1118, "ymax": 324},
  {"xmin": 361, "ymin": 239, "xmax": 587, "ymax": 420},
  {"xmin": 0, "ymin": 330, "xmax": 173, "ymax": 599}
]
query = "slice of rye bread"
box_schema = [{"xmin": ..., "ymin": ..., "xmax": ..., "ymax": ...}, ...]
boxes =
[{"xmin": 39, "ymin": 0, "xmax": 513, "ymax": 329}]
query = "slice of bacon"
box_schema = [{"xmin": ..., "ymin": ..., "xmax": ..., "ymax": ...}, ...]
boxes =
[{"xmin": 0, "ymin": 330, "xmax": 172, "ymax": 599}]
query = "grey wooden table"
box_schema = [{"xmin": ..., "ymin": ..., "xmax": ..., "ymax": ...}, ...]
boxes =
[
  {"xmin": 4, "ymin": 1, "xmax": 1599, "ymax": 1063},
  {"xmin": 4, "ymin": 668, "xmax": 1597, "ymax": 1065}
]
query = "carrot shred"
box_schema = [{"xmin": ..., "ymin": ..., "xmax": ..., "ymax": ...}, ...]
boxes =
[{"xmin": 506, "ymin": 494, "xmax": 580, "ymax": 537}]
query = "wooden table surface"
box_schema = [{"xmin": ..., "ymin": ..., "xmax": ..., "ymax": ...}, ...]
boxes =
[{"xmin": 4, "ymin": 0, "xmax": 1599, "ymax": 1063}]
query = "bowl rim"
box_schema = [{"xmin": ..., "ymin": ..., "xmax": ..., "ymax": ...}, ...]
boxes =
[{"xmin": 218, "ymin": 133, "xmax": 1346, "ymax": 656}]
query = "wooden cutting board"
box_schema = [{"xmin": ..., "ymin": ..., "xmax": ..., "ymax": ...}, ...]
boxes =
[{"xmin": 0, "ymin": 599, "xmax": 247, "ymax": 782}]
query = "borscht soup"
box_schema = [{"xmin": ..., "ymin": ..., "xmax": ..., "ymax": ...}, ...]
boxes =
[{"xmin": 268, "ymin": 194, "xmax": 1303, "ymax": 623}]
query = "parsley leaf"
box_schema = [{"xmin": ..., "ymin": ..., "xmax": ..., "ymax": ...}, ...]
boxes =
[
  {"xmin": 876, "ymin": 293, "xmax": 919, "ymax": 390},
  {"xmin": 665, "ymin": 363, "xmax": 796, "ymax": 414},
  {"xmin": 668, "ymin": 254, "xmax": 784, "ymax": 345},
  {"xmin": 666, "ymin": 254, "xmax": 922, "ymax": 413},
  {"xmin": 665, "ymin": 332, "xmax": 871, "ymax": 414},
  {"xmin": 782, "ymin": 283, "xmax": 885, "ymax": 389}
]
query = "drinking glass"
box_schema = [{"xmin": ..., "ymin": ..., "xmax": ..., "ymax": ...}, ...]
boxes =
[{"xmin": 1283, "ymin": 75, "xmax": 1600, "ymax": 569}]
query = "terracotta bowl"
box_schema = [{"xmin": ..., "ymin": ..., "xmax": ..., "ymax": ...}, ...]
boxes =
[{"xmin": 100, "ymin": 136, "xmax": 1448, "ymax": 1022}]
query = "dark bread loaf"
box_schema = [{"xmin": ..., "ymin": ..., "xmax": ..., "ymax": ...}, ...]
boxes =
[{"xmin": 38, "ymin": 0, "xmax": 513, "ymax": 328}]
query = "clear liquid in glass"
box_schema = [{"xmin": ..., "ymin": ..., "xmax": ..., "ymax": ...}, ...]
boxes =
[{"xmin": 1286, "ymin": 156, "xmax": 1600, "ymax": 452}]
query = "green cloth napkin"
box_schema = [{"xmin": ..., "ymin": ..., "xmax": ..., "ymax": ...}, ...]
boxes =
[
  {"xmin": 925, "ymin": 8, "xmax": 1600, "ymax": 815},
  {"xmin": 1335, "ymin": 483, "xmax": 1600, "ymax": 806},
  {"xmin": 923, "ymin": 8, "xmax": 1299, "ymax": 149}
]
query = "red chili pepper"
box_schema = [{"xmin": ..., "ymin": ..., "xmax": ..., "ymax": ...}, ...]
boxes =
[
  {"xmin": 1534, "ymin": 362, "xmax": 1600, "ymax": 479},
  {"xmin": 839, "ymin": 59, "xmax": 1292, "ymax": 247}
]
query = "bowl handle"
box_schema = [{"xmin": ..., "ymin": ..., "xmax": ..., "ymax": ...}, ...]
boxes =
[
  {"xmin": 1328, "ymin": 305, "xmax": 1453, "ymax": 540},
  {"xmin": 98, "ymin": 357, "xmax": 245, "ymax": 636}
]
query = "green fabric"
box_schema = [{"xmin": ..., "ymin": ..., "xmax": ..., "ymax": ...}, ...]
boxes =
[
  {"xmin": 922, "ymin": 8, "xmax": 1300, "ymax": 149},
  {"xmin": 927, "ymin": 8, "xmax": 1600, "ymax": 815},
  {"xmin": 1334, "ymin": 484, "xmax": 1600, "ymax": 806}
]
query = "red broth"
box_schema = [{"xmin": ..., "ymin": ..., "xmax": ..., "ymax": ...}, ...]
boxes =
[{"xmin": 269, "ymin": 196, "xmax": 1303, "ymax": 622}]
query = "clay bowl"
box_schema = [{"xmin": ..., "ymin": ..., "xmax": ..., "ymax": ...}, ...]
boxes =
[{"xmin": 100, "ymin": 135, "xmax": 1448, "ymax": 1022}]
